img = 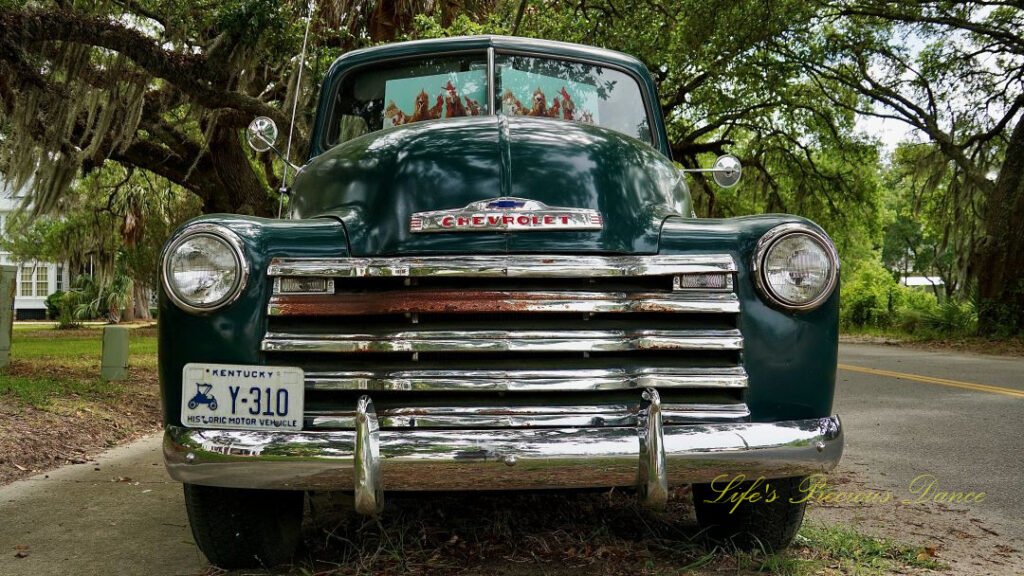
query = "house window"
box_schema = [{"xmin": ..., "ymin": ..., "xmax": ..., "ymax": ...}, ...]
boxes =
[
  {"xmin": 36, "ymin": 266, "xmax": 48, "ymax": 295},
  {"xmin": 56, "ymin": 266, "xmax": 64, "ymax": 292},
  {"xmin": 20, "ymin": 264, "xmax": 34, "ymax": 297}
]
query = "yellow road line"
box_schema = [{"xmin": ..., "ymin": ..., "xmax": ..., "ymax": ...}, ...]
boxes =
[{"xmin": 838, "ymin": 363, "xmax": 1024, "ymax": 399}]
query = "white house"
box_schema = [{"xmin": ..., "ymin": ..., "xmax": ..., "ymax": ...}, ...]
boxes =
[{"xmin": 0, "ymin": 178, "xmax": 68, "ymax": 320}]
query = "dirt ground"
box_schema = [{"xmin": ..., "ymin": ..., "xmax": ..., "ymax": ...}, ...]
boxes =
[
  {"xmin": 804, "ymin": 468, "xmax": 1024, "ymax": 575},
  {"xmin": 185, "ymin": 467, "xmax": 1022, "ymax": 576},
  {"xmin": 839, "ymin": 333, "xmax": 1024, "ymax": 357},
  {"xmin": 0, "ymin": 361, "xmax": 162, "ymax": 486}
]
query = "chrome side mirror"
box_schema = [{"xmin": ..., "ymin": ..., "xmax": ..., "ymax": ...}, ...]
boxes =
[
  {"xmin": 711, "ymin": 154, "xmax": 742, "ymax": 188},
  {"xmin": 245, "ymin": 116, "xmax": 300, "ymax": 172},
  {"xmin": 246, "ymin": 117, "xmax": 279, "ymax": 153},
  {"xmin": 682, "ymin": 154, "xmax": 743, "ymax": 188}
]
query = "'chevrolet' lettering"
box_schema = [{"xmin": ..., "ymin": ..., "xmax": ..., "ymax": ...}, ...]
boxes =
[
  {"xmin": 410, "ymin": 197, "xmax": 604, "ymax": 233},
  {"xmin": 434, "ymin": 212, "xmax": 581, "ymax": 229}
]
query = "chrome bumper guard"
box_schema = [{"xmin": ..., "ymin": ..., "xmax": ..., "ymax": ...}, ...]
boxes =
[{"xmin": 164, "ymin": 390, "xmax": 842, "ymax": 515}]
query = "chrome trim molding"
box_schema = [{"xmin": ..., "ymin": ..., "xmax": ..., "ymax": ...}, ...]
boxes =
[
  {"xmin": 354, "ymin": 396, "xmax": 383, "ymax": 515},
  {"xmin": 268, "ymin": 254, "xmax": 738, "ymax": 278},
  {"xmin": 304, "ymin": 367, "xmax": 748, "ymax": 392},
  {"xmin": 268, "ymin": 291, "xmax": 741, "ymax": 316},
  {"xmin": 163, "ymin": 416, "xmax": 844, "ymax": 495},
  {"xmin": 161, "ymin": 223, "xmax": 250, "ymax": 314},
  {"xmin": 261, "ymin": 328, "xmax": 744, "ymax": 354},
  {"xmin": 751, "ymin": 223, "xmax": 840, "ymax": 312},
  {"xmin": 487, "ymin": 46, "xmax": 495, "ymax": 115},
  {"xmin": 638, "ymin": 388, "xmax": 668, "ymax": 508}
]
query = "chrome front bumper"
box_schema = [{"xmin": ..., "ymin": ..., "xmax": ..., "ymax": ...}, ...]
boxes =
[{"xmin": 164, "ymin": 392, "xmax": 842, "ymax": 514}]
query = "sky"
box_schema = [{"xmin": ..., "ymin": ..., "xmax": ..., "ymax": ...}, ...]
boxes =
[{"xmin": 855, "ymin": 115, "xmax": 917, "ymax": 155}]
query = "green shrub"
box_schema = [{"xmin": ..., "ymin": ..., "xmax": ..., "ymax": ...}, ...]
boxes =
[
  {"xmin": 919, "ymin": 300, "xmax": 977, "ymax": 334},
  {"xmin": 840, "ymin": 257, "xmax": 978, "ymax": 337},
  {"xmin": 840, "ymin": 260, "xmax": 902, "ymax": 329},
  {"xmin": 893, "ymin": 286, "xmax": 940, "ymax": 333},
  {"xmin": 44, "ymin": 290, "xmax": 65, "ymax": 319}
]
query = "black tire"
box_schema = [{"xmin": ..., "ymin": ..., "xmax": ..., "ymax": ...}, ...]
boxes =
[
  {"xmin": 187, "ymin": 400, "xmax": 197, "ymax": 409},
  {"xmin": 692, "ymin": 476, "xmax": 807, "ymax": 552},
  {"xmin": 209, "ymin": 400, "xmax": 218, "ymax": 410},
  {"xmin": 183, "ymin": 483, "xmax": 304, "ymax": 569}
]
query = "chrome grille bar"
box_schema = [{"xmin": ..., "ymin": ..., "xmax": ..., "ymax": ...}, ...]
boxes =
[
  {"xmin": 307, "ymin": 403, "xmax": 751, "ymax": 429},
  {"xmin": 304, "ymin": 367, "xmax": 748, "ymax": 392},
  {"xmin": 268, "ymin": 254, "xmax": 737, "ymax": 278},
  {"xmin": 261, "ymin": 328, "xmax": 743, "ymax": 354}
]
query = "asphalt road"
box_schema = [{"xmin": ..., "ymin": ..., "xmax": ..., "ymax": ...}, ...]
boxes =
[
  {"xmin": 0, "ymin": 343, "xmax": 1020, "ymax": 575},
  {"xmin": 833, "ymin": 343, "xmax": 1024, "ymax": 541}
]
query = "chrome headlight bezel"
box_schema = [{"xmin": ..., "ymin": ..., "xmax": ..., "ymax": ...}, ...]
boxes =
[
  {"xmin": 161, "ymin": 223, "xmax": 249, "ymax": 314},
  {"xmin": 752, "ymin": 223, "xmax": 839, "ymax": 312}
]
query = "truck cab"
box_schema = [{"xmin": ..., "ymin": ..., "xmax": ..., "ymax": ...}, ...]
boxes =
[{"xmin": 159, "ymin": 36, "xmax": 842, "ymax": 569}]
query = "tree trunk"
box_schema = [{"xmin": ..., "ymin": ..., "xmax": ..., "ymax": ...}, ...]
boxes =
[
  {"xmin": 976, "ymin": 117, "xmax": 1024, "ymax": 336},
  {"xmin": 121, "ymin": 301, "xmax": 135, "ymax": 323},
  {"xmin": 208, "ymin": 125, "xmax": 276, "ymax": 216},
  {"xmin": 133, "ymin": 285, "xmax": 152, "ymax": 320}
]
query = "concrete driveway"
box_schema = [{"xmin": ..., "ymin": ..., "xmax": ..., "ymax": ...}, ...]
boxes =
[{"xmin": 0, "ymin": 436, "xmax": 203, "ymax": 576}]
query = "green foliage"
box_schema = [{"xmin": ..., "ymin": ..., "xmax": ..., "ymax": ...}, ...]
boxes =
[
  {"xmin": 63, "ymin": 273, "xmax": 100, "ymax": 325},
  {"xmin": 841, "ymin": 259, "xmax": 905, "ymax": 329},
  {"xmin": 410, "ymin": 12, "xmax": 508, "ymax": 38},
  {"xmin": 44, "ymin": 290, "xmax": 64, "ymax": 320},
  {"xmin": 841, "ymin": 257, "xmax": 980, "ymax": 338},
  {"xmin": 918, "ymin": 300, "xmax": 978, "ymax": 335}
]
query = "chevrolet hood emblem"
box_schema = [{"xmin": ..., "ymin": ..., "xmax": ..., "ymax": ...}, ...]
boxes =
[{"xmin": 410, "ymin": 197, "xmax": 603, "ymax": 233}]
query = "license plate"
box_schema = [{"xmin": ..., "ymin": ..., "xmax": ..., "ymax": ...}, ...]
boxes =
[{"xmin": 181, "ymin": 363, "xmax": 304, "ymax": 431}]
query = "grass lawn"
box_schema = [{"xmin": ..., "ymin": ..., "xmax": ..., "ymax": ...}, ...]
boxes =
[{"xmin": 2, "ymin": 325, "xmax": 158, "ymax": 407}]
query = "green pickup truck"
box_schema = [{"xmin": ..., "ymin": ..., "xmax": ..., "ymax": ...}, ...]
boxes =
[{"xmin": 159, "ymin": 35, "xmax": 843, "ymax": 568}]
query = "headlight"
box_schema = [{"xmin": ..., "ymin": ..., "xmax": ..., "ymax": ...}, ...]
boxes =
[
  {"xmin": 753, "ymin": 223, "xmax": 839, "ymax": 311},
  {"xmin": 162, "ymin": 224, "xmax": 248, "ymax": 313}
]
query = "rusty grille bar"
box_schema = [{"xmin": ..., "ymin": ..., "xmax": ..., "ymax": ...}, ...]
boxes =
[{"xmin": 269, "ymin": 290, "xmax": 740, "ymax": 316}]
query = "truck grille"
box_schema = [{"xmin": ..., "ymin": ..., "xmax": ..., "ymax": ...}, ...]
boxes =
[{"xmin": 263, "ymin": 255, "xmax": 747, "ymax": 429}]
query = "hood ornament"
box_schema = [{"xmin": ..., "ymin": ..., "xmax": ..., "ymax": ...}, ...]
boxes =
[{"xmin": 410, "ymin": 197, "xmax": 603, "ymax": 233}]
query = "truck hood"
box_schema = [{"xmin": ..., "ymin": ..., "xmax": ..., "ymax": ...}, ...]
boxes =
[{"xmin": 291, "ymin": 115, "xmax": 690, "ymax": 255}]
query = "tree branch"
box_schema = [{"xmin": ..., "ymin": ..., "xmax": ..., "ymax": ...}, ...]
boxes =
[{"xmin": 0, "ymin": 8, "xmax": 291, "ymax": 130}]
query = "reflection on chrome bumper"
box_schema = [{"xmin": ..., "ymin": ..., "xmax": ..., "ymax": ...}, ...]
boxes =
[{"xmin": 165, "ymin": 407, "xmax": 843, "ymax": 512}]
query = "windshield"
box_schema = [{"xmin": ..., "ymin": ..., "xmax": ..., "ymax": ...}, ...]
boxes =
[
  {"xmin": 325, "ymin": 54, "xmax": 489, "ymax": 146},
  {"xmin": 495, "ymin": 54, "xmax": 651, "ymax": 144},
  {"xmin": 324, "ymin": 52, "xmax": 651, "ymax": 147}
]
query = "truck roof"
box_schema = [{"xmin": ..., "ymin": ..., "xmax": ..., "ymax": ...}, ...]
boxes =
[{"xmin": 325, "ymin": 35, "xmax": 653, "ymax": 81}]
